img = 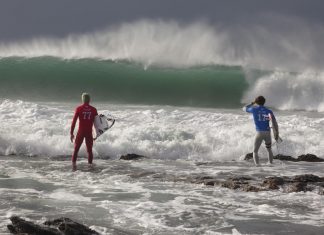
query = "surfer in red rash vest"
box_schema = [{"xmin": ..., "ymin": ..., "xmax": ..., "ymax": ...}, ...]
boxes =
[{"xmin": 70, "ymin": 93, "xmax": 98, "ymax": 168}]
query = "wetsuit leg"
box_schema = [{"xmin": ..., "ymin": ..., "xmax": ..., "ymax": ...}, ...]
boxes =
[
  {"xmin": 72, "ymin": 133, "xmax": 84, "ymax": 163},
  {"xmin": 253, "ymin": 132, "xmax": 263, "ymax": 165},
  {"xmin": 264, "ymin": 132, "xmax": 273, "ymax": 164},
  {"xmin": 85, "ymin": 135, "xmax": 94, "ymax": 164}
]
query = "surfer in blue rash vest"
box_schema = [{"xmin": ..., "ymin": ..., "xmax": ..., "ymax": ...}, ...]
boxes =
[{"xmin": 243, "ymin": 96, "xmax": 279, "ymax": 166}]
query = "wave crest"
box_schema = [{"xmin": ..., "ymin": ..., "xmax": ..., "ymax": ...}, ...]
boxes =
[
  {"xmin": 1, "ymin": 20, "xmax": 324, "ymax": 70},
  {"xmin": 242, "ymin": 71, "xmax": 324, "ymax": 112}
]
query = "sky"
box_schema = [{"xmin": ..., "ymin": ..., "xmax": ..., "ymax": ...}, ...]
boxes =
[{"xmin": 0, "ymin": 0, "xmax": 323, "ymax": 41}]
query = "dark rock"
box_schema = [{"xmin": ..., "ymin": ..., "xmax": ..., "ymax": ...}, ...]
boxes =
[
  {"xmin": 182, "ymin": 174, "xmax": 324, "ymax": 195},
  {"xmin": 243, "ymin": 185, "xmax": 260, "ymax": 192},
  {"xmin": 287, "ymin": 182, "xmax": 307, "ymax": 193},
  {"xmin": 205, "ymin": 180, "xmax": 217, "ymax": 186},
  {"xmin": 273, "ymin": 154, "xmax": 297, "ymax": 161},
  {"xmin": 230, "ymin": 176, "xmax": 253, "ymax": 182},
  {"xmin": 221, "ymin": 181, "xmax": 241, "ymax": 190},
  {"xmin": 262, "ymin": 177, "xmax": 285, "ymax": 190},
  {"xmin": 244, "ymin": 153, "xmax": 253, "ymax": 160},
  {"xmin": 7, "ymin": 216, "xmax": 100, "ymax": 235},
  {"xmin": 296, "ymin": 154, "xmax": 324, "ymax": 162},
  {"xmin": 119, "ymin": 153, "xmax": 147, "ymax": 160},
  {"xmin": 292, "ymin": 174, "xmax": 322, "ymax": 183},
  {"xmin": 273, "ymin": 153, "xmax": 324, "ymax": 162},
  {"xmin": 7, "ymin": 216, "xmax": 59, "ymax": 235},
  {"xmin": 45, "ymin": 217, "xmax": 100, "ymax": 235}
]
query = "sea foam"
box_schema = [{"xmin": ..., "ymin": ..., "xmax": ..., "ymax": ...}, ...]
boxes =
[{"xmin": 0, "ymin": 99, "xmax": 323, "ymax": 160}]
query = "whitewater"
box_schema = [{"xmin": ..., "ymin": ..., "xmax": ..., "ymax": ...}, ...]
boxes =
[{"xmin": 1, "ymin": 20, "xmax": 324, "ymax": 234}]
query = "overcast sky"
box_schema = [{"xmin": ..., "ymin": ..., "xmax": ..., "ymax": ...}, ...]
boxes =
[{"xmin": 0, "ymin": 0, "xmax": 323, "ymax": 41}]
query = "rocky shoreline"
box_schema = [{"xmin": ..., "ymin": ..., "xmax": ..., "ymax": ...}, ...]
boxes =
[
  {"xmin": 6, "ymin": 153, "xmax": 324, "ymax": 234},
  {"xmin": 7, "ymin": 216, "xmax": 100, "ymax": 235},
  {"xmin": 121, "ymin": 153, "xmax": 324, "ymax": 195}
]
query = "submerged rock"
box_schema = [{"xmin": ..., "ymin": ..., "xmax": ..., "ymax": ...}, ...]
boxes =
[
  {"xmin": 273, "ymin": 154, "xmax": 296, "ymax": 161},
  {"xmin": 244, "ymin": 153, "xmax": 253, "ymax": 160},
  {"xmin": 245, "ymin": 152, "xmax": 324, "ymax": 162},
  {"xmin": 296, "ymin": 154, "xmax": 324, "ymax": 162},
  {"xmin": 7, "ymin": 216, "xmax": 100, "ymax": 235},
  {"xmin": 262, "ymin": 177, "xmax": 285, "ymax": 190},
  {"xmin": 7, "ymin": 216, "xmax": 59, "ymax": 235},
  {"xmin": 174, "ymin": 173, "xmax": 324, "ymax": 194},
  {"xmin": 120, "ymin": 153, "xmax": 147, "ymax": 160}
]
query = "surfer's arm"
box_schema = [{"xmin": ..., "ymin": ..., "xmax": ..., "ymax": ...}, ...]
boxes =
[{"xmin": 243, "ymin": 102, "xmax": 254, "ymax": 113}]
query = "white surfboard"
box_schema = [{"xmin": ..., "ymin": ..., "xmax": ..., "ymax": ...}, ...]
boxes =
[
  {"xmin": 93, "ymin": 114, "xmax": 115, "ymax": 140},
  {"xmin": 269, "ymin": 113, "xmax": 282, "ymax": 143}
]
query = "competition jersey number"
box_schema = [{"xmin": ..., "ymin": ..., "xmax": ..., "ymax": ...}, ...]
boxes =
[
  {"xmin": 82, "ymin": 112, "xmax": 92, "ymax": 120},
  {"xmin": 258, "ymin": 113, "xmax": 271, "ymax": 122}
]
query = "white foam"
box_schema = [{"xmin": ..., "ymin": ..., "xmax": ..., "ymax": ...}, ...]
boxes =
[
  {"xmin": 0, "ymin": 99, "xmax": 323, "ymax": 160},
  {"xmin": 243, "ymin": 71, "xmax": 324, "ymax": 112},
  {"xmin": 47, "ymin": 189, "xmax": 91, "ymax": 202}
]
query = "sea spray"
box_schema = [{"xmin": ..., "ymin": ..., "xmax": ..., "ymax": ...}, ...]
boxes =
[
  {"xmin": 0, "ymin": 99, "xmax": 323, "ymax": 159},
  {"xmin": 0, "ymin": 20, "xmax": 324, "ymax": 70}
]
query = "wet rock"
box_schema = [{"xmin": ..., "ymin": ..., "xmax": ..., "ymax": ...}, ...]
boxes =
[
  {"xmin": 7, "ymin": 216, "xmax": 100, "ymax": 235},
  {"xmin": 7, "ymin": 216, "xmax": 59, "ymax": 235},
  {"xmin": 296, "ymin": 154, "xmax": 324, "ymax": 162},
  {"xmin": 119, "ymin": 153, "xmax": 147, "ymax": 160},
  {"xmin": 44, "ymin": 217, "xmax": 100, "ymax": 235},
  {"xmin": 242, "ymin": 185, "xmax": 261, "ymax": 192},
  {"xmin": 221, "ymin": 181, "xmax": 241, "ymax": 190},
  {"xmin": 204, "ymin": 180, "xmax": 218, "ymax": 186},
  {"xmin": 175, "ymin": 174, "xmax": 324, "ymax": 195},
  {"xmin": 262, "ymin": 177, "xmax": 285, "ymax": 190},
  {"xmin": 287, "ymin": 182, "xmax": 307, "ymax": 193},
  {"xmin": 244, "ymin": 153, "xmax": 253, "ymax": 160},
  {"xmin": 291, "ymin": 174, "xmax": 323, "ymax": 183},
  {"xmin": 273, "ymin": 153, "xmax": 324, "ymax": 162},
  {"xmin": 230, "ymin": 176, "xmax": 253, "ymax": 182},
  {"xmin": 273, "ymin": 154, "xmax": 297, "ymax": 161},
  {"xmin": 188, "ymin": 175, "xmax": 218, "ymax": 185},
  {"xmin": 219, "ymin": 177, "xmax": 252, "ymax": 190}
]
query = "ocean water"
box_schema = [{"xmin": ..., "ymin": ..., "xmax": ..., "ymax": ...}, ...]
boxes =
[{"xmin": 1, "ymin": 21, "xmax": 324, "ymax": 234}]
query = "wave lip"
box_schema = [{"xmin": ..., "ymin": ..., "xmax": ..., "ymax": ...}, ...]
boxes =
[
  {"xmin": 0, "ymin": 20, "xmax": 239, "ymax": 68},
  {"xmin": 1, "ymin": 19, "xmax": 324, "ymax": 71}
]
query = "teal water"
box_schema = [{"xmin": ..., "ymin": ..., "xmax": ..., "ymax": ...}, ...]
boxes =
[{"xmin": 0, "ymin": 57, "xmax": 248, "ymax": 108}]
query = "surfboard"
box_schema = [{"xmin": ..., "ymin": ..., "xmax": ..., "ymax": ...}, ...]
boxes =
[
  {"xmin": 269, "ymin": 113, "xmax": 282, "ymax": 143},
  {"xmin": 93, "ymin": 114, "xmax": 115, "ymax": 140}
]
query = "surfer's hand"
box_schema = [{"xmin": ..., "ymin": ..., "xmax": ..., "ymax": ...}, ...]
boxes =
[
  {"xmin": 274, "ymin": 134, "xmax": 279, "ymax": 141},
  {"xmin": 70, "ymin": 134, "xmax": 74, "ymax": 143}
]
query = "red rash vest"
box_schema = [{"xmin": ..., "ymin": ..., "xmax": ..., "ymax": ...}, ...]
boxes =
[{"xmin": 70, "ymin": 103, "xmax": 98, "ymax": 136}]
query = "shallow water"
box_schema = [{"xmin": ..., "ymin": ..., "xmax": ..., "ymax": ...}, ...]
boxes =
[{"xmin": 1, "ymin": 156, "xmax": 323, "ymax": 234}]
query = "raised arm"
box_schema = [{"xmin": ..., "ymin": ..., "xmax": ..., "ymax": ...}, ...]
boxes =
[{"xmin": 243, "ymin": 102, "xmax": 255, "ymax": 113}]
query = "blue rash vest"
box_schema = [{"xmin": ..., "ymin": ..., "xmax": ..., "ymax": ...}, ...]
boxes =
[{"xmin": 244, "ymin": 104, "xmax": 276, "ymax": 131}]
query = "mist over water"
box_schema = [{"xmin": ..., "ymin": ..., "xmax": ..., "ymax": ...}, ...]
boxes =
[
  {"xmin": 0, "ymin": 20, "xmax": 324, "ymax": 111},
  {"xmin": 0, "ymin": 19, "xmax": 323, "ymax": 70}
]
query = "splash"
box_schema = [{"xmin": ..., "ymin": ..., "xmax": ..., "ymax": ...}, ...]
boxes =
[
  {"xmin": 243, "ymin": 71, "xmax": 324, "ymax": 112},
  {"xmin": 0, "ymin": 20, "xmax": 323, "ymax": 70}
]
